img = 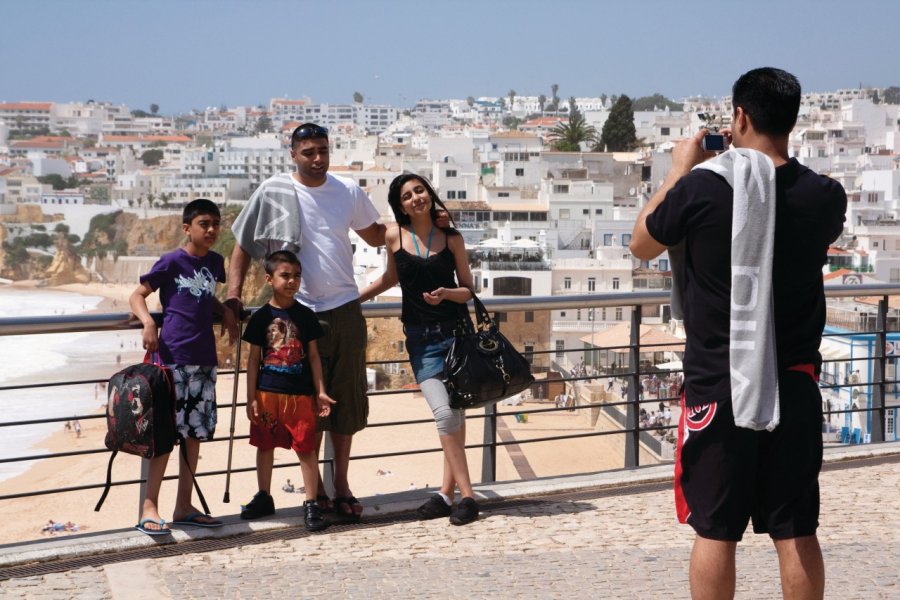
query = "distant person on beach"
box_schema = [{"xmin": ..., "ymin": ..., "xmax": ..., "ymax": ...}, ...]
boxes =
[
  {"xmin": 73, "ymin": 420, "xmax": 81, "ymax": 438},
  {"xmin": 129, "ymin": 198, "xmax": 237, "ymax": 535},
  {"xmin": 240, "ymin": 251, "xmax": 335, "ymax": 532},
  {"xmin": 630, "ymin": 68, "xmax": 846, "ymax": 599},
  {"xmin": 361, "ymin": 173, "xmax": 480, "ymax": 526}
]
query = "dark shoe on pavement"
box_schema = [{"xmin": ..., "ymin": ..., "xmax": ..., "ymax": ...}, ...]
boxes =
[
  {"xmin": 240, "ymin": 490, "xmax": 275, "ymax": 520},
  {"xmin": 417, "ymin": 494, "xmax": 452, "ymax": 520},
  {"xmin": 449, "ymin": 497, "xmax": 479, "ymax": 526},
  {"xmin": 304, "ymin": 500, "xmax": 329, "ymax": 532}
]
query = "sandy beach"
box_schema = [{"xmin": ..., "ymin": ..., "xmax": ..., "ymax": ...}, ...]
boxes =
[{"xmin": 0, "ymin": 282, "xmax": 662, "ymax": 545}]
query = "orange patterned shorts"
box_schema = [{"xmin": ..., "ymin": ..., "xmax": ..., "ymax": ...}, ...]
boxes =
[{"xmin": 249, "ymin": 390, "xmax": 317, "ymax": 453}]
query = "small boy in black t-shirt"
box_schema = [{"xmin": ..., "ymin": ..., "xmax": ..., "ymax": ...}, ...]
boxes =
[{"xmin": 240, "ymin": 251, "xmax": 335, "ymax": 531}]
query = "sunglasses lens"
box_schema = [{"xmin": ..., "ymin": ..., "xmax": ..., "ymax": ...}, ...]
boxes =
[{"xmin": 293, "ymin": 125, "xmax": 327, "ymax": 140}]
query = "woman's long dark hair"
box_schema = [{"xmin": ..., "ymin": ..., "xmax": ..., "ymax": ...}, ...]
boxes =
[{"xmin": 387, "ymin": 173, "xmax": 460, "ymax": 237}]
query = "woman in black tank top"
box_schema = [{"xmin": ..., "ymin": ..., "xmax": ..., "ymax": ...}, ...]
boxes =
[{"xmin": 360, "ymin": 174, "xmax": 480, "ymax": 525}]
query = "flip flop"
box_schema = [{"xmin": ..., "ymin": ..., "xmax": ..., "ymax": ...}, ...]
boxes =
[
  {"xmin": 171, "ymin": 512, "xmax": 224, "ymax": 528},
  {"xmin": 135, "ymin": 518, "xmax": 171, "ymax": 536}
]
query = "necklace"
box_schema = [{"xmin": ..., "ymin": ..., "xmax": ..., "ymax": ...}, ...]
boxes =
[{"xmin": 411, "ymin": 224, "xmax": 435, "ymax": 259}]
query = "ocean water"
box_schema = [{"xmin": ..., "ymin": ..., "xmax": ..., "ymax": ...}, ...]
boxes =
[{"xmin": 0, "ymin": 287, "xmax": 144, "ymax": 482}]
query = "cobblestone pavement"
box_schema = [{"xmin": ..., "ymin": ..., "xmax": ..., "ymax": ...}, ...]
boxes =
[{"xmin": 4, "ymin": 458, "xmax": 899, "ymax": 599}]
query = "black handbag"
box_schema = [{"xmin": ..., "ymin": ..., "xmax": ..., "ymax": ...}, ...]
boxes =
[{"xmin": 443, "ymin": 291, "xmax": 535, "ymax": 410}]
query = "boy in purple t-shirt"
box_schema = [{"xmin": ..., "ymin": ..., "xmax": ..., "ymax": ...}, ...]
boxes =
[{"xmin": 128, "ymin": 198, "xmax": 237, "ymax": 535}]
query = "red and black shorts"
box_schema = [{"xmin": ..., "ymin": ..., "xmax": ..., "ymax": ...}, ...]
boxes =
[{"xmin": 674, "ymin": 367, "xmax": 823, "ymax": 541}]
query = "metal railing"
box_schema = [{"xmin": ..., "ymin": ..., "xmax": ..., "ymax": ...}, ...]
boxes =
[{"xmin": 1, "ymin": 285, "xmax": 898, "ymax": 511}]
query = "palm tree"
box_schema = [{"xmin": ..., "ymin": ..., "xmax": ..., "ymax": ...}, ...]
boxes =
[
  {"xmin": 551, "ymin": 83, "xmax": 559, "ymax": 114},
  {"xmin": 507, "ymin": 89, "xmax": 517, "ymax": 113},
  {"xmin": 538, "ymin": 94, "xmax": 546, "ymax": 116},
  {"xmin": 548, "ymin": 112, "xmax": 597, "ymax": 152}
]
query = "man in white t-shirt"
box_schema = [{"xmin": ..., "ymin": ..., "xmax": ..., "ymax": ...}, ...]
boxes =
[{"xmin": 227, "ymin": 123, "xmax": 385, "ymax": 523}]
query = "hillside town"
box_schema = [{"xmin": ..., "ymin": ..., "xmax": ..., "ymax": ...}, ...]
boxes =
[{"xmin": 2, "ymin": 87, "xmax": 900, "ymax": 443}]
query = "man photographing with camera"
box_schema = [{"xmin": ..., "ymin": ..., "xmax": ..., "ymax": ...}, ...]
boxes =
[{"xmin": 630, "ymin": 68, "xmax": 846, "ymax": 599}]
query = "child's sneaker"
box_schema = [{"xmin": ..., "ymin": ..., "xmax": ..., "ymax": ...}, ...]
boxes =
[
  {"xmin": 449, "ymin": 497, "xmax": 480, "ymax": 526},
  {"xmin": 304, "ymin": 499, "xmax": 329, "ymax": 532},
  {"xmin": 240, "ymin": 491, "xmax": 275, "ymax": 520}
]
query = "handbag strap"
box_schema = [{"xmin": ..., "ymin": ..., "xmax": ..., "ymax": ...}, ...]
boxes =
[{"xmin": 467, "ymin": 288, "xmax": 495, "ymax": 331}]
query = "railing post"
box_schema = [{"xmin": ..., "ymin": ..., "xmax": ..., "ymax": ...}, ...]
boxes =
[
  {"xmin": 624, "ymin": 308, "xmax": 642, "ymax": 467},
  {"xmin": 481, "ymin": 404, "xmax": 497, "ymax": 483},
  {"xmin": 322, "ymin": 433, "xmax": 336, "ymax": 498},
  {"xmin": 871, "ymin": 297, "xmax": 887, "ymax": 443}
]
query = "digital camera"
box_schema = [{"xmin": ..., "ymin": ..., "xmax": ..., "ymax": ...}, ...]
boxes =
[{"xmin": 701, "ymin": 128, "xmax": 726, "ymax": 152}]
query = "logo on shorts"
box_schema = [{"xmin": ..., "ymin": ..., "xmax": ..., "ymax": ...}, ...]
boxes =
[{"xmin": 685, "ymin": 402, "xmax": 717, "ymax": 431}]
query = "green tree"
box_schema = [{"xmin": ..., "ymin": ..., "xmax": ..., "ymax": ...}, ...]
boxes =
[
  {"xmin": 503, "ymin": 116, "xmax": 521, "ymax": 130},
  {"xmin": 150, "ymin": 103, "xmax": 159, "ymax": 115},
  {"xmin": 131, "ymin": 109, "xmax": 151, "ymax": 118},
  {"xmin": 632, "ymin": 93, "xmax": 684, "ymax": 111},
  {"xmin": 140, "ymin": 149, "xmax": 164, "ymax": 166},
  {"xmin": 598, "ymin": 95, "xmax": 638, "ymax": 151},
  {"xmin": 548, "ymin": 110, "xmax": 597, "ymax": 152},
  {"xmin": 549, "ymin": 83, "xmax": 560, "ymax": 113},
  {"xmin": 883, "ymin": 86, "xmax": 900, "ymax": 104},
  {"xmin": 37, "ymin": 174, "xmax": 68, "ymax": 190},
  {"xmin": 507, "ymin": 89, "xmax": 517, "ymax": 112},
  {"xmin": 353, "ymin": 91, "xmax": 364, "ymax": 103},
  {"xmin": 255, "ymin": 113, "xmax": 272, "ymax": 134},
  {"xmin": 466, "ymin": 96, "xmax": 475, "ymax": 107},
  {"xmin": 538, "ymin": 94, "xmax": 546, "ymax": 115},
  {"xmin": 568, "ymin": 96, "xmax": 577, "ymax": 114}
]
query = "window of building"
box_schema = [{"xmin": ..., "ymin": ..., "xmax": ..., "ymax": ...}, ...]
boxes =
[
  {"xmin": 494, "ymin": 276, "xmax": 532, "ymax": 296},
  {"xmin": 515, "ymin": 168, "xmax": 525, "ymax": 176},
  {"xmin": 564, "ymin": 277, "xmax": 572, "ymax": 290},
  {"xmin": 359, "ymin": 178, "xmax": 367, "ymax": 187},
  {"xmin": 553, "ymin": 184, "xmax": 569, "ymax": 194},
  {"xmin": 661, "ymin": 127, "xmax": 670, "ymax": 136},
  {"xmin": 458, "ymin": 190, "xmax": 467, "ymax": 199},
  {"xmin": 555, "ymin": 340, "xmax": 565, "ymax": 359},
  {"xmin": 615, "ymin": 307, "xmax": 623, "ymax": 320},
  {"xmin": 583, "ymin": 209, "xmax": 589, "ymax": 215},
  {"xmin": 612, "ymin": 277, "xmax": 620, "ymax": 290},
  {"xmin": 588, "ymin": 277, "xmax": 596, "ymax": 292},
  {"xmin": 595, "ymin": 208, "xmax": 603, "ymax": 215},
  {"xmin": 397, "ymin": 340, "xmax": 405, "ymax": 353},
  {"xmin": 601, "ymin": 308, "xmax": 607, "ymax": 320},
  {"xmin": 523, "ymin": 345, "xmax": 534, "ymax": 365},
  {"xmin": 447, "ymin": 191, "xmax": 456, "ymax": 199},
  {"xmin": 621, "ymin": 233, "xmax": 631, "ymax": 246},
  {"xmin": 603, "ymin": 233, "xmax": 613, "ymax": 246},
  {"xmin": 559, "ymin": 208, "xmax": 570, "ymax": 219},
  {"xmin": 525, "ymin": 311, "xmax": 534, "ymax": 322},
  {"xmin": 498, "ymin": 192, "xmax": 510, "ymax": 197},
  {"xmin": 495, "ymin": 312, "xmax": 507, "ymax": 322},
  {"xmin": 446, "ymin": 169, "xmax": 457, "ymax": 177}
]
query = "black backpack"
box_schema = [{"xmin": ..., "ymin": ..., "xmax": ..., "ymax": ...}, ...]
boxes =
[{"xmin": 94, "ymin": 357, "xmax": 209, "ymax": 513}]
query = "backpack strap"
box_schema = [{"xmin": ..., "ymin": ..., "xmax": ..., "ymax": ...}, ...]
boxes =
[
  {"xmin": 179, "ymin": 437, "xmax": 210, "ymax": 515},
  {"xmin": 94, "ymin": 449, "xmax": 117, "ymax": 512}
]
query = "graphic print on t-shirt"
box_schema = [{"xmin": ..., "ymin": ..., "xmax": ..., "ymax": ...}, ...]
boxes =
[
  {"xmin": 263, "ymin": 317, "xmax": 306, "ymax": 378},
  {"xmin": 175, "ymin": 267, "xmax": 217, "ymax": 302}
]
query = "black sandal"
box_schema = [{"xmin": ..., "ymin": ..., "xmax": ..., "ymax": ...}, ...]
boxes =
[
  {"xmin": 316, "ymin": 493, "xmax": 333, "ymax": 513},
  {"xmin": 333, "ymin": 496, "xmax": 363, "ymax": 523}
]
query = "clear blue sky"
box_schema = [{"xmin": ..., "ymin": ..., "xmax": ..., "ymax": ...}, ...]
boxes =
[{"xmin": 2, "ymin": 0, "xmax": 897, "ymax": 115}]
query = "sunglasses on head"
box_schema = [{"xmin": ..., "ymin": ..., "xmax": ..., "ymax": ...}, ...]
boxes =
[{"xmin": 291, "ymin": 124, "xmax": 328, "ymax": 142}]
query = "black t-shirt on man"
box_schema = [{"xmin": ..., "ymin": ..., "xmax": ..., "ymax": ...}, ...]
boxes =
[{"xmin": 646, "ymin": 158, "xmax": 846, "ymax": 407}]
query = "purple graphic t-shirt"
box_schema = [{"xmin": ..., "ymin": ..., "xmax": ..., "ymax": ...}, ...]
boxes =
[{"xmin": 139, "ymin": 248, "xmax": 225, "ymax": 366}]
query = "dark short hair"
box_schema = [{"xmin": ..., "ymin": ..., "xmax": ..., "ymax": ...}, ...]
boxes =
[
  {"xmin": 182, "ymin": 198, "xmax": 220, "ymax": 224},
  {"xmin": 387, "ymin": 173, "xmax": 460, "ymax": 236},
  {"xmin": 264, "ymin": 250, "xmax": 301, "ymax": 275},
  {"xmin": 290, "ymin": 122, "xmax": 329, "ymax": 147},
  {"xmin": 732, "ymin": 67, "xmax": 801, "ymax": 137}
]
